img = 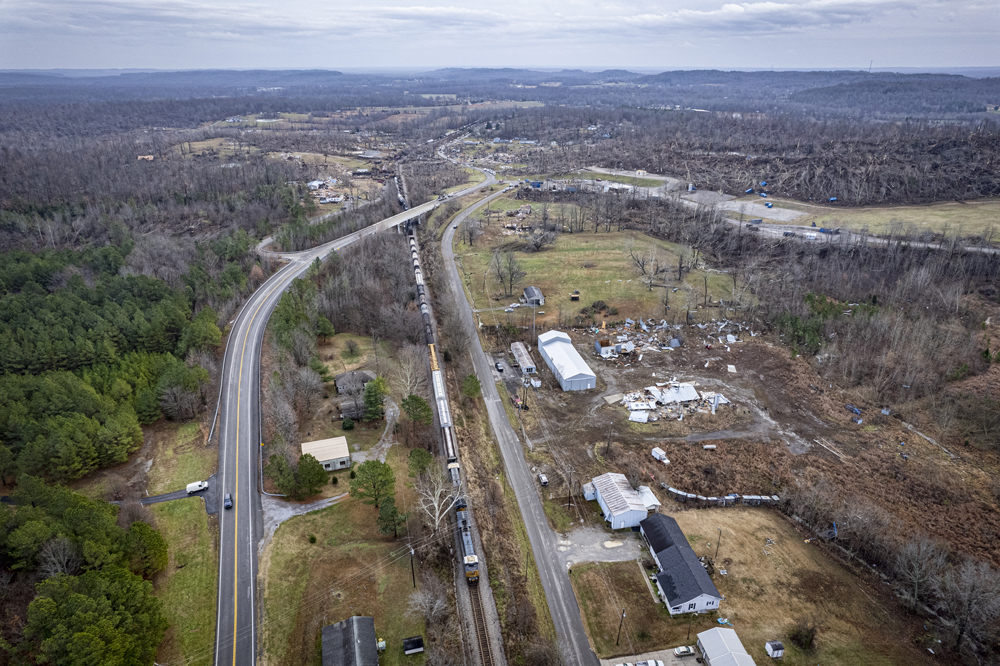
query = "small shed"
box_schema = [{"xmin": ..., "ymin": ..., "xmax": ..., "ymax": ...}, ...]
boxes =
[
  {"xmin": 636, "ymin": 486, "xmax": 661, "ymax": 511},
  {"xmin": 582, "ymin": 482, "xmax": 596, "ymax": 501},
  {"xmin": 402, "ymin": 636, "xmax": 425, "ymax": 655},
  {"xmin": 765, "ymin": 640, "xmax": 784, "ymax": 659},
  {"xmin": 510, "ymin": 342, "xmax": 536, "ymax": 374},
  {"xmin": 301, "ymin": 437, "xmax": 351, "ymax": 471},
  {"xmin": 521, "ymin": 286, "xmax": 545, "ymax": 306}
]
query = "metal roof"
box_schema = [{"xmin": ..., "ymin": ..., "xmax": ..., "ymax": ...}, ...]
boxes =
[
  {"xmin": 301, "ymin": 437, "xmax": 350, "ymax": 462},
  {"xmin": 510, "ymin": 341, "xmax": 536, "ymax": 369},
  {"xmin": 322, "ymin": 616, "xmax": 378, "ymax": 666},
  {"xmin": 642, "ymin": 514, "xmax": 721, "ymax": 608},
  {"xmin": 592, "ymin": 472, "xmax": 647, "ymax": 516},
  {"xmin": 697, "ymin": 628, "xmax": 755, "ymax": 666},
  {"xmin": 523, "ymin": 286, "xmax": 543, "ymax": 300},
  {"xmin": 538, "ymin": 330, "xmax": 596, "ymax": 381}
]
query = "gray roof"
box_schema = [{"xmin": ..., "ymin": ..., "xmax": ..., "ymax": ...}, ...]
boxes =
[
  {"xmin": 335, "ymin": 370, "xmax": 377, "ymax": 394},
  {"xmin": 322, "ymin": 616, "xmax": 378, "ymax": 666},
  {"xmin": 523, "ymin": 286, "xmax": 543, "ymax": 299},
  {"xmin": 642, "ymin": 514, "xmax": 721, "ymax": 608}
]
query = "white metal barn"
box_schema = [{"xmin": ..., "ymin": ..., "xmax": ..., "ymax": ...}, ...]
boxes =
[
  {"xmin": 591, "ymin": 472, "xmax": 649, "ymax": 529},
  {"xmin": 537, "ymin": 330, "xmax": 596, "ymax": 391}
]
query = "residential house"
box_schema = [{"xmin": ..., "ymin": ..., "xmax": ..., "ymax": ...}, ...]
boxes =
[
  {"xmin": 322, "ymin": 616, "xmax": 378, "ymax": 666},
  {"xmin": 301, "ymin": 436, "xmax": 351, "ymax": 471},
  {"xmin": 640, "ymin": 514, "xmax": 722, "ymax": 615}
]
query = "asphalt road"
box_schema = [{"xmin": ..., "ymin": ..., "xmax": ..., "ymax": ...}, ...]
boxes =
[
  {"xmin": 441, "ymin": 191, "xmax": 600, "ymax": 666},
  {"xmin": 212, "ymin": 181, "xmax": 494, "ymax": 666}
]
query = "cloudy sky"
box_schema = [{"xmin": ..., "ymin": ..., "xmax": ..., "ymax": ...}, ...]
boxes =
[{"xmin": 1, "ymin": 0, "xmax": 997, "ymax": 70}]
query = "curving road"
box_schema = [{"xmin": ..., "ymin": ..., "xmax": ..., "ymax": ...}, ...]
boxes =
[
  {"xmin": 440, "ymin": 189, "xmax": 600, "ymax": 665},
  {"xmin": 211, "ymin": 178, "xmax": 495, "ymax": 665}
]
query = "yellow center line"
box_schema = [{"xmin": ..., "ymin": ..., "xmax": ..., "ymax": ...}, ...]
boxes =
[{"xmin": 229, "ymin": 264, "xmax": 302, "ymax": 665}]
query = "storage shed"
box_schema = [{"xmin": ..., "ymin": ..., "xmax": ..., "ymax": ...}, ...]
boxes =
[
  {"xmin": 591, "ymin": 472, "xmax": 649, "ymax": 529},
  {"xmin": 697, "ymin": 628, "xmax": 756, "ymax": 666},
  {"xmin": 521, "ymin": 286, "xmax": 545, "ymax": 306},
  {"xmin": 765, "ymin": 640, "xmax": 784, "ymax": 659},
  {"xmin": 582, "ymin": 482, "xmax": 596, "ymax": 501},
  {"xmin": 538, "ymin": 330, "xmax": 596, "ymax": 391},
  {"xmin": 301, "ymin": 436, "xmax": 351, "ymax": 471},
  {"xmin": 510, "ymin": 342, "xmax": 536, "ymax": 374},
  {"xmin": 322, "ymin": 616, "xmax": 378, "ymax": 666}
]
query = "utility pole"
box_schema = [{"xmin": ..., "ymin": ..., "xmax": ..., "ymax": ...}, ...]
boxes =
[
  {"xmin": 410, "ymin": 547, "xmax": 416, "ymax": 588},
  {"xmin": 616, "ymin": 609, "xmax": 626, "ymax": 645},
  {"xmin": 715, "ymin": 527, "xmax": 722, "ymax": 561},
  {"xmin": 687, "ymin": 613, "xmax": 694, "ymax": 640},
  {"xmin": 606, "ymin": 421, "xmax": 613, "ymax": 455}
]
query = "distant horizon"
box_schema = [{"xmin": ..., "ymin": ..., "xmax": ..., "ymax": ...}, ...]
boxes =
[{"xmin": 4, "ymin": 65, "xmax": 1000, "ymax": 78}]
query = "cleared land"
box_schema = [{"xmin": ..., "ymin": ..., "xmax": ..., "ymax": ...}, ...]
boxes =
[
  {"xmin": 453, "ymin": 220, "xmax": 733, "ymax": 329},
  {"xmin": 258, "ymin": 445, "xmax": 427, "ymax": 666},
  {"xmin": 148, "ymin": 422, "xmax": 220, "ymax": 666},
  {"xmin": 572, "ymin": 508, "xmax": 936, "ymax": 666}
]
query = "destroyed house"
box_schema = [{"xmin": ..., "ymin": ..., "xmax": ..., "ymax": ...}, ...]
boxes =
[{"xmin": 640, "ymin": 514, "xmax": 722, "ymax": 614}]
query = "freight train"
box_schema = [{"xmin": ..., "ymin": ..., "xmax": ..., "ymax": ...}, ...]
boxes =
[{"xmin": 456, "ymin": 499, "xmax": 480, "ymax": 584}]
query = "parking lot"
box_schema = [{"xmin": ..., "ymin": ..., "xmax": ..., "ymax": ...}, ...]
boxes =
[{"xmin": 599, "ymin": 646, "xmax": 701, "ymax": 666}]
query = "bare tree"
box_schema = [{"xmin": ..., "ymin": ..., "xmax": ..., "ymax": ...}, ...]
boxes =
[
  {"xmin": 294, "ymin": 367, "xmax": 324, "ymax": 416},
  {"xmin": 117, "ymin": 501, "xmax": 156, "ymax": 529},
  {"xmin": 503, "ymin": 251, "xmax": 527, "ymax": 297},
  {"xmin": 936, "ymin": 559, "xmax": 1000, "ymax": 654},
  {"xmin": 38, "ymin": 537, "xmax": 81, "ymax": 579},
  {"xmin": 894, "ymin": 536, "xmax": 948, "ymax": 609},
  {"xmin": 416, "ymin": 467, "xmax": 461, "ymax": 533},
  {"xmin": 490, "ymin": 250, "xmax": 509, "ymax": 296},
  {"xmin": 407, "ymin": 570, "xmax": 450, "ymax": 625},
  {"xmin": 107, "ymin": 473, "xmax": 134, "ymax": 502},
  {"xmin": 160, "ymin": 385, "xmax": 199, "ymax": 420},
  {"xmin": 393, "ymin": 344, "xmax": 428, "ymax": 399}
]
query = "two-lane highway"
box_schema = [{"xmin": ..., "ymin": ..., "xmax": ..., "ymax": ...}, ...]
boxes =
[{"xmin": 212, "ymin": 178, "xmax": 494, "ymax": 665}]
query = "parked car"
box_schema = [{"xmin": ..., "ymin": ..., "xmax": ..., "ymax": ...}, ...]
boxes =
[
  {"xmin": 637, "ymin": 661, "xmax": 665, "ymax": 666},
  {"xmin": 612, "ymin": 663, "xmax": 633, "ymax": 666},
  {"xmin": 538, "ymin": 473, "xmax": 548, "ymax": 486},
  {"xmin": 674, "ymin": 646, "xmax": 696, "ymax": 657},
  {"xmin": 186, "ymin": 481, "xmax": 208, "ymax": 494},
  {"xmin": 224, "ymin": 493, "xmax": 233, "ymax": 510},
  {"xmin": 495, "ymin": 362, "xmax": 504, "ymax": 372},
  {"xmin": 504, "ymin": 308, "xmax": 514, "ymax": 313},
  {"xmin": 783, "ymin": 231, "xmax": 797, "ymax": 237}
]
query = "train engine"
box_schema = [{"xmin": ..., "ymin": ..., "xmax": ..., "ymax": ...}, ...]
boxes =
[{"xmin": 456, "ymin": 499, "xmax": 479, "ymax": 584}]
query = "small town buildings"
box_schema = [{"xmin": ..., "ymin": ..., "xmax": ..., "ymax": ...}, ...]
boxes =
[
  {"xmin": 538, "ymin": 331, "xmax": 596, "ymax": 391},
  {"xmin": 301, "ymin": 436, "xmax": 351, "ymax": 471},
  {"xmin": 510, "ymin": 342, "xmax": 536, "ymax": 374},
  {"xmin": 322, "ymin": 616, "xmax": 378, "ymax": 666},
  {"xmin": 335, "ymin": 370, "xmax": 376, "ymax": 395},
  {"xmin": 640, "ymin": 514, "xmax": 723, "ymax": 615},
  {"xmin": 590, "ymin": 472, "xmax": 650, "ymax": 529},
  {"xmin": 696, "ymin": 627, "xmax": 756, "ymax": 666},
  {"xmin": 520, "ymin": 286, "xmax": 545, "ymax": 306}
]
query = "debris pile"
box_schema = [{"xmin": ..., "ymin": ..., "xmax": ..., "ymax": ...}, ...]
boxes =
[{"xmin": 618, "ymin": 379, "xmax": 731, "ymax": 422}]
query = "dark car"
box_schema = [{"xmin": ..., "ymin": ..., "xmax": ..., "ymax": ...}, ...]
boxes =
[
  {"xmin": 224, "ymin": 493, "xmax": 233, "ymax": 510},
  {"xmin": 495, "ymin": 362, "xmax": 504, "ymax": 372}
]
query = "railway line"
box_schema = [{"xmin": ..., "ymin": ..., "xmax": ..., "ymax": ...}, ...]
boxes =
[{"xmin": 469, "ymin": 584, "xmax": 496, "ymax": 666}]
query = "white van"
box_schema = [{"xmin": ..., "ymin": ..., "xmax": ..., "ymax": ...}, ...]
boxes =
[{"xmin": 186, "ymin": 481, "xmax": 208, "ymax": 494}]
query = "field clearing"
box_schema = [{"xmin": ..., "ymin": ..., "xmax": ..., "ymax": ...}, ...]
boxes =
[
  {"xmin": 258, "ymin": 445, "xmax": 426, "ymax": 666},
  {"xmin": 453, "ymin": 225, "xmax": 734, "ymax": 329},
  {"xmin": 571, "ymin": 509, "xmax": 935, "ymax": 665},
  {"xmin": 145, "ymin": 421, "xmax": 219, "ymax": 666},
  {"xmin": 558, "ymin": 170, "xmax": 665, "ymax": 188},
  {"xmin": 794, "ymin": 198, "xmax": 1000, "ymax": 238},
  {"xmin": 442, "ymin": 166, "xmax": 488, "ymax": 195}
]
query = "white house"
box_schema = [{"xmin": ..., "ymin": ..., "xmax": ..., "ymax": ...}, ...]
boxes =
[
  {"xmin": 590, "ymin": 472, "xmax": 649, "ymax": 529},
  {"xmin": 537, "ymin": 330, "xmax": 596, "ymax": 391},
  {"xmin": 697, "ymin": 628, "xmax": 756, "ymax": 666},
  {"xmin": 640, "ymin": 514, "xmax": 723, "ymax": 615},
  {"xmin": 301, "ymin": 436, "xmax": 352, "ymax": 471}
]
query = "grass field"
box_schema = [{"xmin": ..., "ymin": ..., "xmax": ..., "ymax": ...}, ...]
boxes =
[
  {"xmin": 795, "ymin": 198, "xmax": 1000, "ymax": 239},
  {"xmin": 148, "ymin": 421, "xmax": 220, "ymax": 666},
  {"xmin": 258, "ymin": 445, "xmax": 427, "ymax": 666},
  {"xmin": 453, "ymin": 223, "xmax": 734, "ymax": 328},
  {"xmin": 572, "ymin": 508, "xmax": 934, "ymax": 665}
]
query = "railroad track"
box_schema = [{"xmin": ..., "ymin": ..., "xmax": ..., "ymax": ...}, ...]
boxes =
[{"xmin": 469, "ymin": 585, "xmax": 495, "ymax": 666}]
